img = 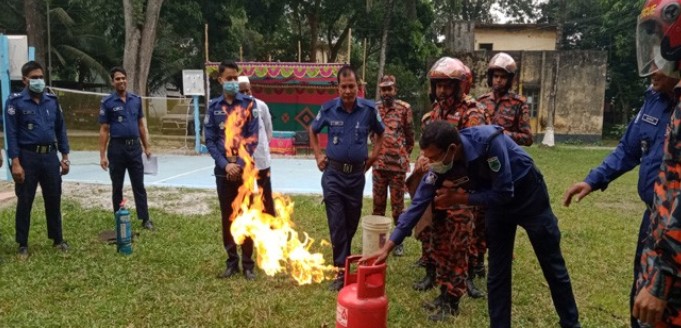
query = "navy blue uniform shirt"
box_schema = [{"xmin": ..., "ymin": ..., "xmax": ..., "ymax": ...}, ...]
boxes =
[
  {"xmin": 204, "ymin": 93, "xmax": 259, "ymax": 169},
  {"xmin": 4, "ymin": 89, "xmax": 70, "ymax": 159},
  {"xmin": 99, "ymin": 92, "xmax": 144, "ymax": 138},
  {"xmin": 390, "ymin": 125, "xmax": 535, "ymax": 244},
  {"xmin": 584, "ymin": 88, "xmax": 675, "ymax": 205},
  {"xmin": 311, "ymin": 97, "xmax": 385, "ymax": 163},
  {"xmin": 461, "ymin": 125, "xmax": 534, "ymax": 207}
]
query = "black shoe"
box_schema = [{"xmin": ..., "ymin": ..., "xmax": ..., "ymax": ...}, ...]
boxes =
[
  {"xmin": 142, "ymin": 220, "xmax": 154, "ymax": 230},
  {"xmin": 53, "ymin": 241, "xmax": 69, "ymax": 252},
  {"xmin": 218, "ymin": 266, "xmax": 239, "ymax": 279},
  {"xmin": 17, "ymin": 246, "xmax": 28, "ymax": 260},
  {"xmin": 422, "ymin": 288, "xmax": 447, "ymax": 311},
  {"xmin": 428, "ymin": 294, "xmax": 460, "ymax": 322},
  {"xmin": 428, "ymin": 302, "xmax": 460, "ymax": 322},
  {"xmin": 328, "ymin": 273, "xmax": 345, "ymax": 291},
  {"xmin": 244, "ymin": 269, "xmax": 256, "ymax": 281},
  {"xmin": 413, "ymin": 264, "xmax": 436, "ymax": 291},
  {"xmin": 414, "ymin": 258, "xmax": 428, "ymax": 268},
  {"xmin": 393, "ymin": 244, "xmax": 405, "ymax": 257}
]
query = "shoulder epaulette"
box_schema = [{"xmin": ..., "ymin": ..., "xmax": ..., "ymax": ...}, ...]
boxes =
[
  {"xmin": 9, "ymin": 92, "xmax": 22, "ymax": 100},
  {"xmin": 511, "ymin": 93, "xmax": 526, "ymax": 102},
  {"xmin": 421, "ymin": 111, "xmax": 432, "ymax": 123},
  {"xmin": 477, "ymin": 92, "xmax": 493, "ymax": 101},
  {"xmin": 358, "ymin": 98, "xmax": 376, "ymax": 110},
  {"xmin": 395, "ymin": 99, "xmax": 411, "ymax": 108}
]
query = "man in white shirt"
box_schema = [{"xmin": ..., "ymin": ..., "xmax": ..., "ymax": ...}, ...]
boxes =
[{"xmin": 238, "ymin": 76, "xmax": 275, "ymax": 216}]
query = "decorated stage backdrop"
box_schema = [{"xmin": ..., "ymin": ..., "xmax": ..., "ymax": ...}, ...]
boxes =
[{"xmin": 205, "ymin": 62, "xmax": 365, "ymax": 132}]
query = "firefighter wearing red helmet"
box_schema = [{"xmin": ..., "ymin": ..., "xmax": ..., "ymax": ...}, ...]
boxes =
[
  {"xmin": 634, "ymin": 0, "xmax": 681, "ymax": 327},
  {"xmin": 477, "ymin": 52, "xmax": 534, "ymax": 146},
  {"xmin": 408, "ymin": 57, "xmax": 487, "ymax": 319}
]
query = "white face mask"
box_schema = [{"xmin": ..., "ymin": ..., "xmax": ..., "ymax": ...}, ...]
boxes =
[{"xmin": 429, "ymin": 145, "xmax": 454, "ymax": 174}]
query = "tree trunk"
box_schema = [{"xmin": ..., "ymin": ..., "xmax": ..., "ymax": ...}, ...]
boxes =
[
  {"xmin": 375, "ymin": 0, "xmax": 395, "ymax": 100},
  {"xmin": 24, "ymin": 0, "xmax": 46, "ymax": 66},
  {"xmin": 122, "ymin": 0, "xmax": 164, "ymax": 96},
  {"xmin": 306, "ymin": 0, "xmax": 322, "ymax": 63}
]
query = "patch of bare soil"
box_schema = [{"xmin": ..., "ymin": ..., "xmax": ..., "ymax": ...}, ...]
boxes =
[{"xmin": 1, "ymin": 181, "xmax": 217, "ymax": 216}]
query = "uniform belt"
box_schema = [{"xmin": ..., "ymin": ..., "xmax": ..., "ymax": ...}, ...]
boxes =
[
  {"xmin": 20, "ymin": 143, "xmax": 57, "ymax": 154},
  {"xmin": 328, "ymin": 159, "xmax": 365, "ymax": 174},
  {"xmin": 111, "ymin": 138, "xmax": 140, "ymax": 145}
]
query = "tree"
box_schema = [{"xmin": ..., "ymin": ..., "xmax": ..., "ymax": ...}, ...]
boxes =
[
  {"xmin": 24, "ymin": 0, "xmax": 46, "ymax": 65},
  {"xmin": 123, "ymin": 0, "xmax": 165, "ymax": 95},
  {"xmin": 375, "ymin": 0, "xmax": 395, "ymax": 99}
]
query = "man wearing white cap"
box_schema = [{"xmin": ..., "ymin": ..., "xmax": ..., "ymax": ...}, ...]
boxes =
[{"xmin": 238, "ymin": 76, "xmax": 275, "ymax": 216}]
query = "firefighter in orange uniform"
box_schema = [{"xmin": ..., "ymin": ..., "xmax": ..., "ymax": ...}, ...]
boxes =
[
  {"xmin": 412, "ymin": 57, "xmax": 487, "ymax": 299},
  {"xmin": 371, "ymin": 75, "xmax": 415, "ymax": 257},
  {"xmin": 633, "ymin": 0, "xmax": 681, "ymax": 327}
]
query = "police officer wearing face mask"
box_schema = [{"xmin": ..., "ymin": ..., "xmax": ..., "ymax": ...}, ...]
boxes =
[
  {"xmin": 368, "ymin": 122, "xmax": 581, "ymax": 327},
  {"xmin": 4, "ymin": 61, "xmax": 71, "ymax": 259},
  {"xmin": 205, "ymin": 60, "xmax": 259, "ymax": 281}
]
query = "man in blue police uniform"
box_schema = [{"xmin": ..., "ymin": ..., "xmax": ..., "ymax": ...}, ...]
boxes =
[
  {"xmin": 563, "ymin": 70, "xmax": 679, "ymax": 328},
  {"xmin": 369, "ymin": 122, "xmax": 581, "ymax": 327},
  {"xmin": 205, "ymin": 60, "xmax": 259, "ymax": 281},
  {"xmin": 4, "ymin": 61, "xmax": 71, "ymax": 258},
  {"xmin": 99, "ymin": 67, "xmax": 153, "ymax": 230},
  {"xmin": 309, "ymin": 65, "xmax": 385, "ymax": 291}
]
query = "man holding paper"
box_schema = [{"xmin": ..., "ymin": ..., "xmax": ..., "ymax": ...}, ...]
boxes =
[{"xmin": 98, "ymin": 66, "xmax": 154, "ymax": 230}]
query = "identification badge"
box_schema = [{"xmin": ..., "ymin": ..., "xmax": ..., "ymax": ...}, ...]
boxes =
[
  {"xmin": 641, "ymin": 114, "xmax": 659, "ymax": 126},
  {"xmin": 424, "ymin": 172, "xmax": 438, "ymax": 185},
  {"xmin": 487, "ymin": 156, "xmax": 501, "ymax": 172},
  {"xmin": 27, "ymin": 123, "xmax": 33, "ymax": 130},
  {"xmin": 118, "ymin": 116, "xmax": 124, "ymax": 122},
  {"xmin": 333, "ymin": 136, "xmax": 339, "ymax": 145}
]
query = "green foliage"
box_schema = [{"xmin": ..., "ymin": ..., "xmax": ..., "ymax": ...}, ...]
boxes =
[{"xmin": 539, "ymin": 0, "xmax": 648, "ymax": 124}]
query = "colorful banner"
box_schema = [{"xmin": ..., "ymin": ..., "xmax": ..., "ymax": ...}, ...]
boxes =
[{"xmin": 205, "ymin": 62, "xmax": 346, "ymax": 132}]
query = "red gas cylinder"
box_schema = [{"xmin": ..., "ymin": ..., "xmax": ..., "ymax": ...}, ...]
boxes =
[{"xmin": 336, "ymin": 255, "xmax": 388, "ymax": 328}]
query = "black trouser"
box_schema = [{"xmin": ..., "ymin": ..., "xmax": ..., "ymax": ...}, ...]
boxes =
[
  {"xmin": 486, "ymin": 167, "xmax": 580, "ymax": 328},
  {"xmin": 14, "ymin": 149, "xmax": 63, "ymax": 246},
  {"xmin": 321, "ymin": 167, "xmax": 365, "ymax": 268},
  {"xmin": 630, "ymin": 209, "xmax": 651, "ymax": 328},
  {"xmin": 257, "ymin": 168, "xmax": 275, "ymax": 216},
  {"xmin": 108, "ymin": 138, "xmax": 149, "ymax": 221},
  {"xmin": 215, "ymin": 166, "xmax": 254, "ymax": 271}
]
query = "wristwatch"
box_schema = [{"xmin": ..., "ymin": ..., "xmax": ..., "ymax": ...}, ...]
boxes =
[
  {"xmin": 226, "ymin": 156, "xmax": 238, "ymax": 164},
  {"xmin": 62, "ymin": 160, "xmax": 70, "ymax": 165}
]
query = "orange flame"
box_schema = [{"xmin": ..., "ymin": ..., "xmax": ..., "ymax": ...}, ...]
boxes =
[{"xmin": 224, "ymin": 104, "xmax": 336, "ymax": 284}]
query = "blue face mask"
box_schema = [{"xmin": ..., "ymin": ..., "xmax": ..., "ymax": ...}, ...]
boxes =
[
  {"xmin": 223, "ymin": 81, "xmax": 239, "ymax": 95},
  {"xmin": 29, "ymin": 79, "xmax": 46, "ymax": 93}
]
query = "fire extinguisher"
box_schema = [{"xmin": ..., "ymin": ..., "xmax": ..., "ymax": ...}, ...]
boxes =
[
  {"xmin": 115, "ymin": 200, "xmax": 132, "ymax": 255},
  {"xmin": 336, "ymin": 255, "xmax": 388, "ymax": 328}
]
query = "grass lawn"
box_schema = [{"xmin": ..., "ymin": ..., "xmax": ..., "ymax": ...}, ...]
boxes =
[{"xmin": 0, "ymin": 146, "xmax": 639, "ymax": 327}]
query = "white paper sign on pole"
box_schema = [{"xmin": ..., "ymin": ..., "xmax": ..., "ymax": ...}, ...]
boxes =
[
  {"xmin": 182, "ymin": 70, "xmax": 205, "ymax": 96},
  {"xmin": 8, "ymin": 35, "xmax": 28, "ymax": 80}
]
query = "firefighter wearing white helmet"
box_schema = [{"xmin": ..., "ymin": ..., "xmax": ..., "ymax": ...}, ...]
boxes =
[{"xmin": 477, "ymin": 52, "xmax": 534, "ymax": 146}]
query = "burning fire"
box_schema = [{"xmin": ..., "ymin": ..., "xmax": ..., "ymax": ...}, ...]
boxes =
[{"xmin": 224, "ymin": 105, "xmax": 336, "ymax": 284}]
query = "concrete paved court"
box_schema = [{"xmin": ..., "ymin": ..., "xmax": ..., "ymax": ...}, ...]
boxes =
[{"xmin": 1, "ymin": 151, "xmax": 381, "ymax": 196}]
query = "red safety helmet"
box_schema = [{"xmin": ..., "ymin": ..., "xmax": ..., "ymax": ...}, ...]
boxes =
[
  {"xmin": 428, "ymin": 57, "xmax": 467, "ymax": 100},
  {"xmin": 462, "ymin": 64, "xmax": 474, "ymax": 95},
  {"xmin": 637, "ymin": 0, "xmax": 681, "ymax": 78},
  {"xmin": 487, "ymin": 52, "xmax": 517, "ymax": 89}
]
